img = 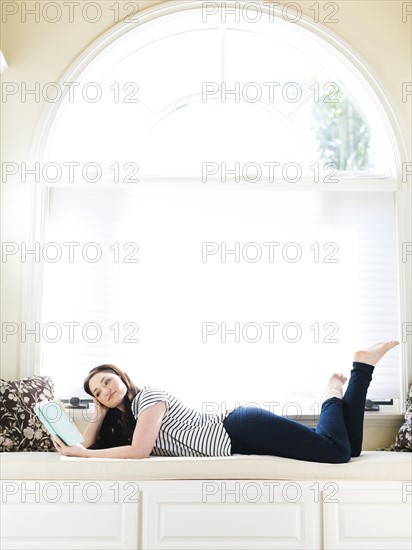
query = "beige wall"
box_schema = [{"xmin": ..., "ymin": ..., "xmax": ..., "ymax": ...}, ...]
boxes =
[{"xmin": 1, "ymin": 1, "xmax": 411, "ymax": 447}]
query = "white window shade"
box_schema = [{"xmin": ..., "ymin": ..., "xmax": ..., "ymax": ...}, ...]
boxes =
[{"xmin": 40, "ymin": 185, "xmax": 400, "ymax": 410}]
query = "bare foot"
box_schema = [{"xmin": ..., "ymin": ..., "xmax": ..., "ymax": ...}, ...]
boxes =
[
  {"xmin": 321, "ymin": 373, "xmax": 348, "ymax": 404},
  {"xmin": 353, "ymin": 341, "xmax": 400, "ymax": 367}
]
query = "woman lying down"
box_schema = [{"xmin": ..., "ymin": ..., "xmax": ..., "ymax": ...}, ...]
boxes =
[{"xmin": 53, "ymin": 341, "xmax": 399, "ymax": 463}]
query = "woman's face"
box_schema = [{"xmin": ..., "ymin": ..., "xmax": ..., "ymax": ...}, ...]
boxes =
[{"xmin": 89, "ymin": 371, "xmax": 128, "ymax": 409}]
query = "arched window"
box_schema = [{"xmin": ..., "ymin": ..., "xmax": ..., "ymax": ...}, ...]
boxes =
[
  {"xmin": 31, "ymin": 1, "xmax": 404, "ymax": 411},
  {"xmin": 43, "ymin": 3, "xmax": 397, "ymax": 176}
]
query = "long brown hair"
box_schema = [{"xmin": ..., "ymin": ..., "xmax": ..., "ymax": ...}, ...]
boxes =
[{"xmin": 83, "ymin": 364, "xmax": 140, "ymax": 449}]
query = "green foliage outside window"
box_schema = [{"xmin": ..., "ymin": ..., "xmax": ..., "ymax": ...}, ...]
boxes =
[{"xmin": 312, "ymin": 87, "xmax": 372, "ymax": 171}]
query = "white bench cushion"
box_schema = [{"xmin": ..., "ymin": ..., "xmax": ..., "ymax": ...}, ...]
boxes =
[{"xmin": 1, "ymin": 451, "xmax": 411, "ymax": 480}]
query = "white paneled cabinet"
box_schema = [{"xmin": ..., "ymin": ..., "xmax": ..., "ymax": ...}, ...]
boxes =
[{"xmin": 1, "ymin": 480, "xmax": 411, "ymax": 550}]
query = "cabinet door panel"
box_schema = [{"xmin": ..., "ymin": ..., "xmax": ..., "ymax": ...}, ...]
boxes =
[
  {"xmin": 0, "ymin": 480, "xmax": 140, "ymax": 550},
  {"xmin": 142, "ymin": 481, "xmax": 321, "ymax": 549},
  {"xmin": 323, "ymin": 486, "xmax": 412, "ymax": 550}
]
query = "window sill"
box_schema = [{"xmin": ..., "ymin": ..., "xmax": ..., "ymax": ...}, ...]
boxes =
[
  {"xmin": 299, "ymin": 412, "xmax": 403, "ymax": 429},
  {"xmin": 67, "ymin": 406, "xmax": 403, "ymax": 430}
]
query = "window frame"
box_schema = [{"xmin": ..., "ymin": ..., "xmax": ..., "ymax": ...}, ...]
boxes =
[{"xmin": 20, "ymin": 0, "xmax": 411, "ymax": 420}]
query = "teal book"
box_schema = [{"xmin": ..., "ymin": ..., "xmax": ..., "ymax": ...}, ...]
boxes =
[{"xmin": 34, "ymin": 400, "xmax": 84, "ymax": 446}]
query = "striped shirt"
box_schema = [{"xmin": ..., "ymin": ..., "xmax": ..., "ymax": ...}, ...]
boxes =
[{"xmin": 131, "ymin": 387, "xmax": 232, "ymax": 457}]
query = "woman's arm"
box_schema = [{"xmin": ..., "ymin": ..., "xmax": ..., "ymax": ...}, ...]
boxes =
[
  {"xmin": 81, "ymin": 398, "xmax": 109, "ymax": 449},
  {"xmin": 53, "ymin": 401, "xmax": 167, "ymax": 459}
]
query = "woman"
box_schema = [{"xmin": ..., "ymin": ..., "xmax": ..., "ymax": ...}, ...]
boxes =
[{"xmin": 52, "ymin": 341, "xmax": 399, "ymax": 463}]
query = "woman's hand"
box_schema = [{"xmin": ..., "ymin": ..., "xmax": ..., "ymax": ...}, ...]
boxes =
[
  {"xmin": 79, "ymin": 397, "xmax": 109, "ymax": 449},
  {"xmin": 52, "ymin": 435, "xmax": 90, "ymax": 458},
  {"xmin": 92, "ymin": 396, "xmax": 109, "ymax": 421}
]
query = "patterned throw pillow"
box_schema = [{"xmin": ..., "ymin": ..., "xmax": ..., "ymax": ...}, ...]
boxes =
[
  {"xmin": 0, "ymin": 375, "xmax": 56, "ymax": 452},
  {"xmin": 386, "ymin": 384, "xmax": 412, "ymax": 452}
]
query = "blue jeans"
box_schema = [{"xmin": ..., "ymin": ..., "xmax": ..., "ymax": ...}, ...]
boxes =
[{"xmin": 223, "ymin": 362, "xmax": 374, "ymax": 464}]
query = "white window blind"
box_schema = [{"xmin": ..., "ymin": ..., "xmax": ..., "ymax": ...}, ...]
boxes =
[{"xmin": 40, "ymin": 185, "xmax": 400, "ymax": 410}]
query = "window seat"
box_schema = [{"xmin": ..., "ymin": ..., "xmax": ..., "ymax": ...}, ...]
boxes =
[
  {"xmin": 1, "ymin": 450, "xmax": 411, "ymax": 481},
  {"xmin": 1, "ymin": 450, "xmax": 411, "ymax": 549}
]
